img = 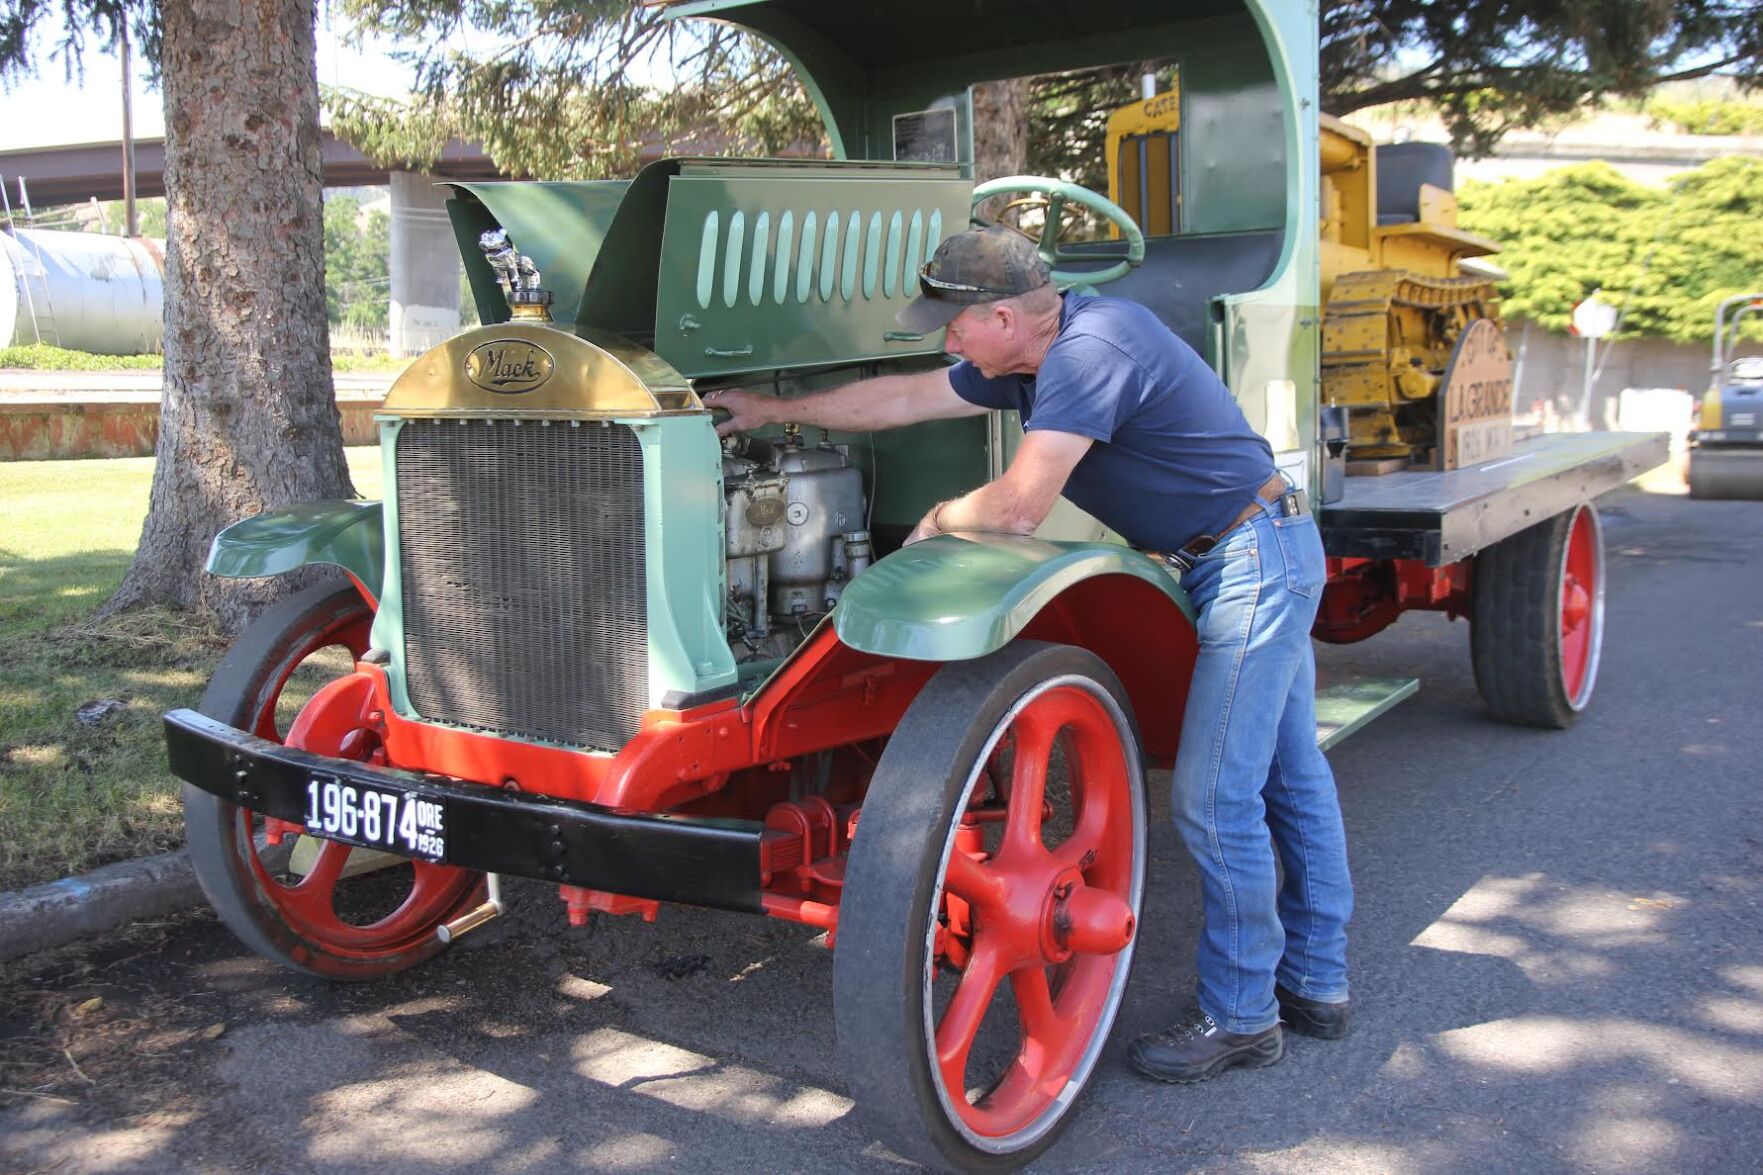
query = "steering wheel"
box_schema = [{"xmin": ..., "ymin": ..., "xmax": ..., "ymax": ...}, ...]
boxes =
[{"xmin": 972, "ymin": 176, "xmax": 1146, "ymax": 287}]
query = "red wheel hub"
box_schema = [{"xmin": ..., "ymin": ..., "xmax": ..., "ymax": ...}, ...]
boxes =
[
  {"xmin": 1558, "ymin": 506, "xmax": 1602, "ymax": 706},
  {"xmin": 932, "ymin": 683, "xmax": 1140, "ymax": 1141}
]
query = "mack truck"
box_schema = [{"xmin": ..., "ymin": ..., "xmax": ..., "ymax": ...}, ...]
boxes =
[{"xmin": 162, "ymin": 0, "xmax": 1668, "ymax": 1169}]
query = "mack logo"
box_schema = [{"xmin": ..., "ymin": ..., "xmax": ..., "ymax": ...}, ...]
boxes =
[{"xmin": 465, "ymin": 341, "xmax": 555, "ymax": 394}]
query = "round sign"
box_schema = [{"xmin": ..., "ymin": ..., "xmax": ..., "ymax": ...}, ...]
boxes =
[{"xmin": 1571, "ymin": 295, "xmax": 1619, "ymax": 339}]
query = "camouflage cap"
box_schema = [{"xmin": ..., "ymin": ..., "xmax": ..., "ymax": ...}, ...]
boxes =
[{"xmin": 895, "ymin": 226, "xmax": 1053, "ymax": 335}]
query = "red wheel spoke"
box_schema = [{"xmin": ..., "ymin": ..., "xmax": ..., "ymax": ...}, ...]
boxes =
[
  {"xmin": 295, "ymin": 838, "xmax": 350, "ymax": 896},
  {"xmin": 944, "ymin": 851, "xmax": 1004, "ymax": 909},
  {"xmin": 935, "ymin": 940, "xmax": 1005, "ymax": 1097},
  {"xmin": 1002, "ymin": 709, "xmax": 1058, "ymax": 859},
  {"xmin": 1010, "ymin": 966, "xmax": 1063, "ymax": 1073},
  {"xmin": 1050, "ymin": 802, "xmax": 1109, "ymax": 875}
]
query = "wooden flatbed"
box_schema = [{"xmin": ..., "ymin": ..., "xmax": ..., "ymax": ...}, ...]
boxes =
[{"xmin": 1318, "ymin": 431, "xmax": 1670, "ymax": 566}]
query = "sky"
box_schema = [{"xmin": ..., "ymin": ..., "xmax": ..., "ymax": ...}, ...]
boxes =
[{"xmin": 0, "ymin": 17, "xmax": 416, "ymax": 152}]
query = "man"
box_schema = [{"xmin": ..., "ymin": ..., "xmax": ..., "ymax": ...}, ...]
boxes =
[{"xmin": 709, "ymin": 226, "xmax": 1353, "ymax": 1083}]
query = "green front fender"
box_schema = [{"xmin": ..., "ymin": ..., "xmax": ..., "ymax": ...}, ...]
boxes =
[
  {"xmin": 207, "ymin": 501, "xmax": 385, "ymax": 599},
  {"xmin": 833, "ymin": 534, "xmax": 1194, "ymax": 661}
]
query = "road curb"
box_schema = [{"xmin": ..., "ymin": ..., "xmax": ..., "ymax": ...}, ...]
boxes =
[{"xmin": 0, "ymin": 850, "xmax": 203, "ymax": 965}]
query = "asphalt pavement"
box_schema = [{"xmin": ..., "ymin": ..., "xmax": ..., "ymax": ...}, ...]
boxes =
[{"xmin": 2, "ymin": 482, "xmax": 1759, "ymax": 1174}]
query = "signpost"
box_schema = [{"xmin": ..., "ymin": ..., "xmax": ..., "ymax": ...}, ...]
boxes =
[{"xmin": 1571, "ymin": 293, "xmax": 1619, "ymax": 428}]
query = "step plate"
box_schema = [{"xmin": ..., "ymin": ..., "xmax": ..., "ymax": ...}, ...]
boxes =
[{"xmin": 1315, "ymin": 675, "xmax": 1419, "ymax": 752}]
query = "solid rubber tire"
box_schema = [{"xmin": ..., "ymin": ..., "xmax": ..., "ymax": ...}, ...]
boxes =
[
  {"xmin": 1469, "ymin": 506, "xmax": 1601, "ymax": 729},
  {"xmin": 833, "ymin": 641, "xmax": 1143, "ymax": 1173},
  {"xmin": 183, "ymin": 580, "xmax": 479, "ymax": 980}
]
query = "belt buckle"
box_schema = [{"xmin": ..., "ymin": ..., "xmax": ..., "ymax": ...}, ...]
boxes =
[{"xmin": 1156, "ymin": 549, "xmax": 1195, "ymax": 575}]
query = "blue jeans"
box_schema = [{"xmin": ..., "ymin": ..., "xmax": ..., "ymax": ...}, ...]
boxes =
[{"xmin": 1169, "ymin": 505, "xmax": 1353, "ymax": 1034}]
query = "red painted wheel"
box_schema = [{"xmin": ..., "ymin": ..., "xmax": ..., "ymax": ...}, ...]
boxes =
[
  {"xmin": 1557, "ymin": 504, "xmax": 1604, "ymax": 708},
  {"xmin": 835, "ymin": 642, "xmax": 1145, "ymax": 1171},
  {"xmin": 183, "ymin": 582, "xmax": 484, "ymax": 979},
  {"xmin": 1471, "ymin": 503, "xmax": 1606, "ymax": 728}
]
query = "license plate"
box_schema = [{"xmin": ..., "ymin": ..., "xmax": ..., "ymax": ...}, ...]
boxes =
[{"xmin": 304, "ymin": 776, "xmax": 447, "ymax": 861}]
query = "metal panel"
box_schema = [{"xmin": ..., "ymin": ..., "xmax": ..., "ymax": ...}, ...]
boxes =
[
  {"xmin": 395, "ymin": 419, "xmax": 649, "ymax": 749},
  {"xmin": 655, "ymin": 171, "xmax": 972, "ymax": 378}
]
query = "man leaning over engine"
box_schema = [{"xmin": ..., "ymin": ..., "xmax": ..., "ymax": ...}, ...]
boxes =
[{"xmin": 707, "ymin": 225, "xmax": 1354, "ymax": 1084}]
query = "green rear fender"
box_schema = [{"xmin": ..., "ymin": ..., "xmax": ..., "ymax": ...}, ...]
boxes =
[
  {"xmin": 206, "ymin": 501, "xmax": 385, "ymax": 601},
  {"xmin": 834, "ymin": 534, "xmax": 1194, "ymax": 661}
]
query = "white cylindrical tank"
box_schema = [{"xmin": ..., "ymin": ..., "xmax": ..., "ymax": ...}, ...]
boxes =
[{"xmin": 1, "ymin": 228, "xmax": 165, "ymax": 354}]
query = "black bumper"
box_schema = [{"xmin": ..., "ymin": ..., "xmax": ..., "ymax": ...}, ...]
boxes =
[{"xmin": 164, "ymin": 709, "xmax": 764, "ymax": 913}]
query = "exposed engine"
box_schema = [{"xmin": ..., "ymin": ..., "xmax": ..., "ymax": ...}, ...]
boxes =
[{"xmin": 721, "ymin": 430, "xmax": 873, "ymax": 659}]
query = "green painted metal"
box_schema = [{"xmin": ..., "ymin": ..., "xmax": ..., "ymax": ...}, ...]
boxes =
[
  {"xmin": 655, "ymin": 162, "xmax": 972, "ymax": 378},
  {"xmin": 368, "ymin": 418, "xmax": 416, "ymax": 716},
  {"xmin": 445, "ymin": 180, "xmax": 631, "ymax": 327},
  {"xmin": 833, "ymin": 533, "xmax": 1193, "ymax": 661},
  {"xmin": 971, "ymin": 176, "xmax": 1146, "ymax": 285},
  {"xmin": 206, "ymin": 500, "xmax": 385, "ymax": 597},
  {"xmin": 635, "ymin": 414, "xmax": 740, "ymax": 696},
  {"xmin": 1314, "ymin": 675, "xmax": 1419, "ymax": 751}
]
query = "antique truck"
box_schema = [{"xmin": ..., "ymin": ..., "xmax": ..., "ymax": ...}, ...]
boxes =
[{"xmin": 163, "ymin": 0, "xmax": 1667, "ymax": 1168}]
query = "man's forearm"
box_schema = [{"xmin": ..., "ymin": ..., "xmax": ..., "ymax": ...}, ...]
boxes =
[{"xmin": 763, "ymin": 372, "xmax": 938, "ymax": 432}]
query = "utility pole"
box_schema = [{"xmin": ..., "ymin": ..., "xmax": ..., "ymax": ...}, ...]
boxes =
[{"xmin": 120, "ymin": 22, "xmax": 137, "ymax": 237}]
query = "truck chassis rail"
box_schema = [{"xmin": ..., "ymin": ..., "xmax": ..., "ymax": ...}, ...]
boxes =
[
  {"xmin": 164, "ymin": 708, "xmax": 765, "ymax": 912},
  {"xmin": 1319, "ymin": 431, "xmax": 1668, "ymax": 565}
]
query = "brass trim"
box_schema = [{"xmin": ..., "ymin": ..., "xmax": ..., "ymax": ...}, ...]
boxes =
[{"xmin": 384, "ymin": 323, "xmax": 702, "ymax": 419}]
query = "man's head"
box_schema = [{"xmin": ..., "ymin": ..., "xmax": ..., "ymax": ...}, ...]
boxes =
[{"xmin": 897, "ymin": 227, "xmax": 1062, "ymax": 377}]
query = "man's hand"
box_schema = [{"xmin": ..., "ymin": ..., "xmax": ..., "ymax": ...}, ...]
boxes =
[
  {"xmin": 904, "ymin": 503, "xmax": 946, "ymax": 546},
  {"xmin": 703, "ymin": 388, "xmax": 775, "ymax": 437}
]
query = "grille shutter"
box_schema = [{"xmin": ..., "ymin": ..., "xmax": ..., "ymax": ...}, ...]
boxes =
[{"xmin": 395, "ymin": 419, "xmax": 649, "ymax": 749}]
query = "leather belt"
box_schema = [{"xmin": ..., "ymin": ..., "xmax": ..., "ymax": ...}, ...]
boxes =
[{"xmin": 1149, "ymin": 472, "xmax": 1308, "ymax": 574}]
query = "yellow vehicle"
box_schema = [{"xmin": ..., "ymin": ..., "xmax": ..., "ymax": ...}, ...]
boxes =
[
  {"xmin": 1690, "ymin": 293, "xmax": 1763, "ymax": 499},
  {"xmin": 1108, "ymin": 88, "xmax": 1510, "ymax": 469}
]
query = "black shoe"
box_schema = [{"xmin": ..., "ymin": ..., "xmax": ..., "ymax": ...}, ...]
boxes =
[
  {"xmin": 1275, "ymin": 985, "xmax": 1351, "ymax": 1040},
  {"xmin": 1127, "ymin": 1009, "xmax": 1283, "ymax": 1084}
]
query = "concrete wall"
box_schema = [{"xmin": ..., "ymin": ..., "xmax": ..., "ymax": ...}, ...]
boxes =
[
  {"xmin": 0, "ymin": 395, "xmax": 385, "ymax": 460},
  {"xmin": 1507, "ymin": 320, "xmax": 1762, "ymax": 429}
]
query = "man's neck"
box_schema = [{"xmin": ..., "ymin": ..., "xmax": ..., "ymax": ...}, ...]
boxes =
[{"xmin": 1013, "ymin": 300, "xmax": 1065, "ymax": 376}]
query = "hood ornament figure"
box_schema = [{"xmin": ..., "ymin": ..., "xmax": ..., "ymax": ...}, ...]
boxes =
[{"xmin": 479, "ymin": 229, "xmax": 554, "ymax": 322}]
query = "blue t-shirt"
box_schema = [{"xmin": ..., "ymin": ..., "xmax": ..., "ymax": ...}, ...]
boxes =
[{"xmin": 949, "ymin": 294, "xmax": 1275, "ymax": 550}]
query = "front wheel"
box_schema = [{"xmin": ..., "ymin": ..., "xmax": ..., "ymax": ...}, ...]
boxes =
[
  {"xmin": 183, "ymin": 581, "xmax": 484, "ymax": 980},
  {"xmin": 834, "ymin": 642, "xmax": 1145, "ymax": 1171},
  {"xmin": 1470, "ymin": 503, "xmax": 1606, "ymax": 729}
]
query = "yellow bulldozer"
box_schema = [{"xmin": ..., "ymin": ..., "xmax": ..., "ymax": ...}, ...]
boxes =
[{"xmin": 1107, "ymin": 90, "xmax": 1512, "ymax": 472}]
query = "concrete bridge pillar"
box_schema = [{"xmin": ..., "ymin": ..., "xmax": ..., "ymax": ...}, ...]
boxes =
[{"xmin": 389, "ymin": 172, "xmax": 460, "ymax": 358}]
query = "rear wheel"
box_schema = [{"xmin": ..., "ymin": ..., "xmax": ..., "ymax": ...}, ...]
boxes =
[
  {"xmin": 834, "ymin": 642, "xmax": 1145, "ymax": 1171},
  {"xmin": 183, "ymin": 581, "xmax": 484, "ymax": 979},
  {"xmin": 1470, "ymin": 504, "xmax": 1605, "ymax": 729}
]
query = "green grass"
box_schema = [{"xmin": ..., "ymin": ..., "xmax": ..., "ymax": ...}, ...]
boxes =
[
  {"xmin": 0, "ymin": 344, "xmax": 163, "ymax": 371},
  {"xmin": 0, "ymin": 343, "xmax": 411, "ymax": 376},
  {"xmin": 0, "ymin": 449, "xmax": 384, "ymax": 892}
]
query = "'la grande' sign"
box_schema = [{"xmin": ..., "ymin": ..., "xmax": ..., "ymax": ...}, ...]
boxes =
[{"xmin": 1437, "ymin": 318, "xmax": 1515, "ymax": 470}]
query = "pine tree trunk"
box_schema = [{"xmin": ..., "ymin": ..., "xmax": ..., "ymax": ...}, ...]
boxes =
[
  {"xmin": 104, "ymin": 0, "xmax": 352, "ymax": 633},
  {"xmin": 971, "ymin": 78, "xmax": 1029, "ymax": 182}
]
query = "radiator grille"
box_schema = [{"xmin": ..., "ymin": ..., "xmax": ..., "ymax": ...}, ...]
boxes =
[{"xmin": 395, "ymin": 419, "xmax": 649, "ymax": 749}]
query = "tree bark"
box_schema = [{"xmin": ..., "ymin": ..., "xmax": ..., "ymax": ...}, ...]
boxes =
[
  {"xmin": 971, "ymin": 78, "xmax": 1029, "ymax": 183},
  {"xmin": 104, "ymin": 0, "xmax": 352, "ymax": 633}
]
